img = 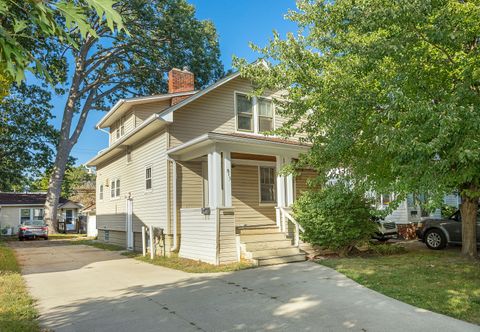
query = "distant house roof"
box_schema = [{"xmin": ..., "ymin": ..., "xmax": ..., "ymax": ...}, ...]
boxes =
[{"xmin": 0, "ymin": 193, "xmax": 82, "ymax": 208}]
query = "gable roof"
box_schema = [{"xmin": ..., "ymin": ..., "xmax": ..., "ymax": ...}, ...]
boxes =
[
  {"xmin": 0, "ymin": 193, "xmax": 82, "ymax": 208},
  {"xmin": 96, "ymin": 90, "xmax": 197, "ymax": 129}
]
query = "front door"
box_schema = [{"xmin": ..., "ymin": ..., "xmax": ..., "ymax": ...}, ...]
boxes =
[{"xmin": 126, "ymin": 198, "xmax": 133, "ymax": 250}]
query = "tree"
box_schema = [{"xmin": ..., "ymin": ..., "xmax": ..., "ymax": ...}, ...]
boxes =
[
  {"xmin": 0, "ymin": 82, "xmax": 57, "ymax": 191},
  {"xmin": 237, "ymin": 0, "xmax": 480, "ymax": 258},
  {"xmin": 44, "ymin": 0, "xmax": 224, "ymax": 232},
  {"xmin": 0, "ymin": 0, "xmax": 124, "ymax": 82}
]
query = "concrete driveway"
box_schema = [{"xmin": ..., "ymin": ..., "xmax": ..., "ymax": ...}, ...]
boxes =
[{"xmin": 10, "ymin": 240, "xmax": 479, "ymax": 332}]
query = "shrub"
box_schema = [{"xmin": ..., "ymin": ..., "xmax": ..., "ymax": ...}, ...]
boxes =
[{"xmin": 293, "ymin": 182, "xmax": 377, "ymax": 256}]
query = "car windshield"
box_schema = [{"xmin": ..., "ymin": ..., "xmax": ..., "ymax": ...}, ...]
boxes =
[{"xmin": 23, "ymin": 220, "xmax": 45, "ymax": 226}]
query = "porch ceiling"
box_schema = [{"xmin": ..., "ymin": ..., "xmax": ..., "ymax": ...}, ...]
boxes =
[{"xmin": 166, "ymin": 132, "xmax": 310, "ymax": 161}]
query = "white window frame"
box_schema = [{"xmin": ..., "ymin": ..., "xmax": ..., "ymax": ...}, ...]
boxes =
[
  {"xmin": 110, "ymin": 177, "xmax": 120, "ymax": 200},
  {"xmin": 126, "ymin": 146, "xmax": 132, "ymax": 164},
  {"xmin": 258, "ymin": 166, "xmax": 276, "ymax": 205},
  {"xmin": 234, "ymin": 91, "xmax": 275, "ymax": 135},
  {"xmin": 99, "ymin": 184, "xmax": 104, "ymax": 201},
  {"xmin": 19, "ymin": 208, "xmax": 44, "ymax": 224},
  {"xmin": 145, "ymin": 165, "xmax": 153, "ymax": 192}
]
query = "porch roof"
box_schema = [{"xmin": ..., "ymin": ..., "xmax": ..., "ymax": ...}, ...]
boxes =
[{"xmin": 166, "ymin": 132, "xmax": 310, "ymax": 160}]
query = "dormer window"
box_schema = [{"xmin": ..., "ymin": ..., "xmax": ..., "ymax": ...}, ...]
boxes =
[
  {"xmin": 235, "ymin": 93, "xmax": 274, "ymax": 134},
  {"xmin": 115, "ymin": 117, "xmax": 125, "ymax": 139}
]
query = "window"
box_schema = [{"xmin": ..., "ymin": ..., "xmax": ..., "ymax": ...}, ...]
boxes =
[
  {"xmin": 236, "ymin": 94, "xmax": 253, "ymax": 131},
  {"xmin": 32, "ymin": 208, "xmax": 43, "ymax": 221},
  {"xmin": 99, "ymin": 184, "xmax": 104, "ymax": 200},
  {"xmin": 126, "ymin": 146, "xmax": 132, "ymax": 163},
  {"xmin": 258, "ymin": 98, "xmax": 273, "ymax": 133},
  {"xmin": 104, "ymin": 230, "xmax": 110, "ymax": 241},
  {"xmin": 145, "ymin": 166, "xmax": 152, "ymax": 190},
  {"xmin": 110, "ymin": 178, "xmax": 120, "ymax": 198},
  {"xmin": 259, "ymin": 166, "xmax": 276, "ymax": 203},
  {"xmin": 236, "ymin": 93, "xmax": 275, "ymax": 134},
  {"xmin": 20, "ymin": 209, "xmax": 31, "ymax": 223},
  {"xmin": 120, "ymin": 117, "xmax": 125, "ymax": 136}
]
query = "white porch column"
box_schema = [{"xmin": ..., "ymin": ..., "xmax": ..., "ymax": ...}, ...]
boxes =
[
  {"xmin": 208, "ymin": 148, "xmax": 223, "ymax": 208},
  {"xmin": 223, "ymin": 151, "xmax": 232, "ymax": 208},
  {"xmin": 275, "ymin": 156, "xmax": 286, "ymax": 229},
  {"xmin": 285, "ymin": 157, "xmax": 295, "ymax": 207}
]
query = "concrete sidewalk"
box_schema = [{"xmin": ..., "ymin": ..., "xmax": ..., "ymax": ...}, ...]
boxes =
[{"xmin": 11, "ymin": 240, "xmax": 480, "ymax": 332}]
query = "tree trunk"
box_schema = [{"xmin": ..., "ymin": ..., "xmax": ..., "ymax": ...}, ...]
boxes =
[
  {"xmin": 459, "ymin": 185, "xmax": 478, "ymax": 258},
  {"xmin": 44, "ymin": 141, "xmax": 72, "ymax": 234}
]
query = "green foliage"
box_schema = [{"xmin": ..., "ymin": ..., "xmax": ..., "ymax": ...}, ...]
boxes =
[
  {"xmin": 293, "ymin": 182, "xmax": 377, "ymax": 255},
  {"xmin": 237, "ymin": 0, "xmax": 480, "ymax": 204},
  {"xmin": 0, "ymin": 83, "xmax": 57, "ymax": 191},
  {"xmin": 0, "ymin": 0, "xmax": 125, "ymax": 82},
  {"xmin": 441, "ymin": 204, "xmax": 458, "ymax": 218}
]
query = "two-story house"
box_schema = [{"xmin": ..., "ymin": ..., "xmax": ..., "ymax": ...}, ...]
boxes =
[{"xmin": 87, "ymin": 68, "xmax": 315, "ymax": 266}]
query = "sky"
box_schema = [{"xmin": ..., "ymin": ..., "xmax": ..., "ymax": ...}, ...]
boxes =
[{"xmin": 41, "ymin": 0, "xmax": 298, "ymax": 165}]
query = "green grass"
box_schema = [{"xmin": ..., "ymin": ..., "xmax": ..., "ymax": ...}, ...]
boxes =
[
  {"xmin": 0, "ymin": 242, "xmax": 39, "ymax": 332},
  {"xmin": 128, "ymin": 253, "xmax": 254, "ymax": 273},
  {"xmin": 320, "ymin": 248, "xmax": 480, "ymax": 325},
  {"xmin": 69, "ymin": 239, "xmax": 124, "ymax": 251}
]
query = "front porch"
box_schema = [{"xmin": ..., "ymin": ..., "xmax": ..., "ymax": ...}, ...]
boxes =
[{"xmin": 167, "ymin": 132, "xmax": 313, "ymax": 265}]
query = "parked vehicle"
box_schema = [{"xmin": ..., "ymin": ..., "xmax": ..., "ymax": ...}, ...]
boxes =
[
  {"xmin": 373, "ymin": 219, "xmax": 398, "ymax": 241},
  {"xmin": 18, "ymin": 220, "xmax": 48, "ymax": 241},
  {"xmin": 416, "ymin": 210, "xmax": 480, "ymax": 250}
]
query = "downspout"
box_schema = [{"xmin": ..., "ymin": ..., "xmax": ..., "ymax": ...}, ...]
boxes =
[{"xmin": 167, "ymin": 156, "xmax": 178, "ymax": 252}]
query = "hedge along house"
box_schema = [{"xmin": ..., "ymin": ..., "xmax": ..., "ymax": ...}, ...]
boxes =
[
  {"xmin": 0, "ymin": 192, "xmax": 83, "ymax": 234},
  {"xmin": 87, "ymin": 68, "xmax": 315, "ymax": 266}
]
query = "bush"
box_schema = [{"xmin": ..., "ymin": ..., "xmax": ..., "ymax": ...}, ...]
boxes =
[{"xmin": 293, "ymin": 182, "xmax": 377, "ymax": 256}]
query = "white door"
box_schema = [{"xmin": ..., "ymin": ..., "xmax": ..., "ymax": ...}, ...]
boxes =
[{"xmin": 126, "ymin": 198, "xmax": 133, "ymax": 250}]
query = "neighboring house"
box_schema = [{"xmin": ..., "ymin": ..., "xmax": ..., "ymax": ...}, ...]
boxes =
[
  {"xmin": 82, "ymin": 203, "xmax": 97, "ymax": 237},
  {"xmin": 87, "ymin": 68, "xmax": 315, "ymax": 265},
  {"xmin": 0, "ymin": 192, "xmax": 83, "ymax": 234}
]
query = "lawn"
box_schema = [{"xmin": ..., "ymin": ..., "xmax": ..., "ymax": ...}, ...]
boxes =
[
  {"xmin": 127, "ymin": 253, "xmax": 254, "ymax": 273},
  {"xmin": 320, "ymin": 245, "xmax": 480, "ymax": 325},
  {"xmin": 0, "ymin": 241, "xmax": 39, "ymax": 332},
  {"xmin": 48, "ymin": 233, "xmax": 88, "ymax": 240}
]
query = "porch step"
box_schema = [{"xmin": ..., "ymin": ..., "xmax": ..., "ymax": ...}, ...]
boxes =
[
  {"xmin": 240, "ymin": 233, "xmax": 287, "ymax": 242},
  {"xmin": 244, "ymin": 247, "xmax": 301, "ymax": 259},
  {"xmin": 243, "ymin": 239, "xmax": 293, "ymax": 251},
  {"xmin": 237, "ymin": 225, "xmax": 280, "ymax": 235},
  {"xmin": 255, "ymin": 254, "xmax": 306, "ymax": 266}
]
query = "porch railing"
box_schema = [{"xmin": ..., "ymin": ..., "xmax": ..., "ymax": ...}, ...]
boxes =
[{"xmin": 279, "ymin": 207, "xmax": 304, "ymax": 247}]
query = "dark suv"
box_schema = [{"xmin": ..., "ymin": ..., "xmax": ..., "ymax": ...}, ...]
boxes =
[{"xmin": 416, "ymin": 210, "xmax": 480, "ymax": 249}]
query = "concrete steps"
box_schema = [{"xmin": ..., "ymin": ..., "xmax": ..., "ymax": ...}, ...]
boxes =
[{"xmin": 238, "ymin": 225, "xmax": 306, "ymax": 266}]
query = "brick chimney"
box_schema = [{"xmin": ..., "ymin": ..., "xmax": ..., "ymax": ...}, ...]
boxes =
[{"xmin": 168, "ymin": 67, "xmax": 194, "ymax": 94}]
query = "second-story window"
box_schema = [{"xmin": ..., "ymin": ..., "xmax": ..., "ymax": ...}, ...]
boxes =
[
  {"xmin": 258, "ymin": 98, "xmax": 273, "ymax": 133},
  {"xmin": 236, "ymin": 93, "xmax": 274, "ymax": 134},
  {"xmin": 145, "ymin": 166, "xmax": 152, "ymax": 190},
  {"xmin": 236, "ymin": 94, "xmax": 253, "ymax": 132},
  {"xmin": 120, "ymin": 117, "xmax": 125, "ymax": 136}
]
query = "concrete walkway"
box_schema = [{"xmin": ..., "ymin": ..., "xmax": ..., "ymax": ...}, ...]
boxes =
[{"xmin": 10, "ymin": 240, "xmax": 480, "ymax": 332}]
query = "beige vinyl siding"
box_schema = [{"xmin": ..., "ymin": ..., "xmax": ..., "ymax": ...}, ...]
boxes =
[
  {"xmin": 109, "ymin": 110, "xmax": 135, "ymax": 145},
  {"xmin": 133, "ymin": 100, "xmax": 171, "ymax": 126},
  {"xmin": 96, "ymin": 129, "xmax": 168, "ymax": 237},
  {"xmin": 218, "ymin": 209, "xmax": 237, "ymax": 264},
  {"xmin": 232, "ymin": 164, "xmax": 276, "ymax": 226},
  {"xmin": 168, "ymin": 78, "xmax": 291, "ymax": 148},
  {"xmin": 98, "ymin": 229, "xmax": 126, "ymax": 247},
  {"xmin": 177, "ymin": 160, "xmax": 204, "ymax": 209},
  {"xmin": 0, "ymin": 206, "xmax": 22, "ymax": 230}
]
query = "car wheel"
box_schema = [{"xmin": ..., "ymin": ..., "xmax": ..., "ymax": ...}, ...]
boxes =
[
  {"xmin": 44, "ymin": 237, "xmax": 48, "ymax": 240},
  {"xmin": 425, "ymin": 229, "xmax": 447, "ymax": 250},
  {"xmin": 19, "ymin": 237, "xmax": 24, "ymax": 241}
]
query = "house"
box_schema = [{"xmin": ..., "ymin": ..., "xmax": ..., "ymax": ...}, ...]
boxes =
[
  {"xmin": 86, "ymin": 68, "xmax": 315, "ymax": 265},
  {"xmin": 82, "ymin": 203, "xmax": 97, "ymax": 237},
  {"xmin": 0, "ymin": 192, "xmax": 83, "ymax": 234}
]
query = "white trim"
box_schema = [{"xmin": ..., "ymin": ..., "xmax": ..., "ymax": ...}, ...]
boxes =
[
  {"xmin": 234, "ymin": 91, "xmax": 275, "ymax": 135},
  {"xmin": 223, "ymin": 151, "xmax": 232, "ymax": 208},
  {"xmin": 144, "ymin": 164, "xmax": 153, "ymax": 193},
  {"xmin": 110, "ymin": 177, "xmax": 121, "ymax": 200},
  {"xmin": 234, "ymin": 91, "xmax": 254, "ymax": 133}
]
